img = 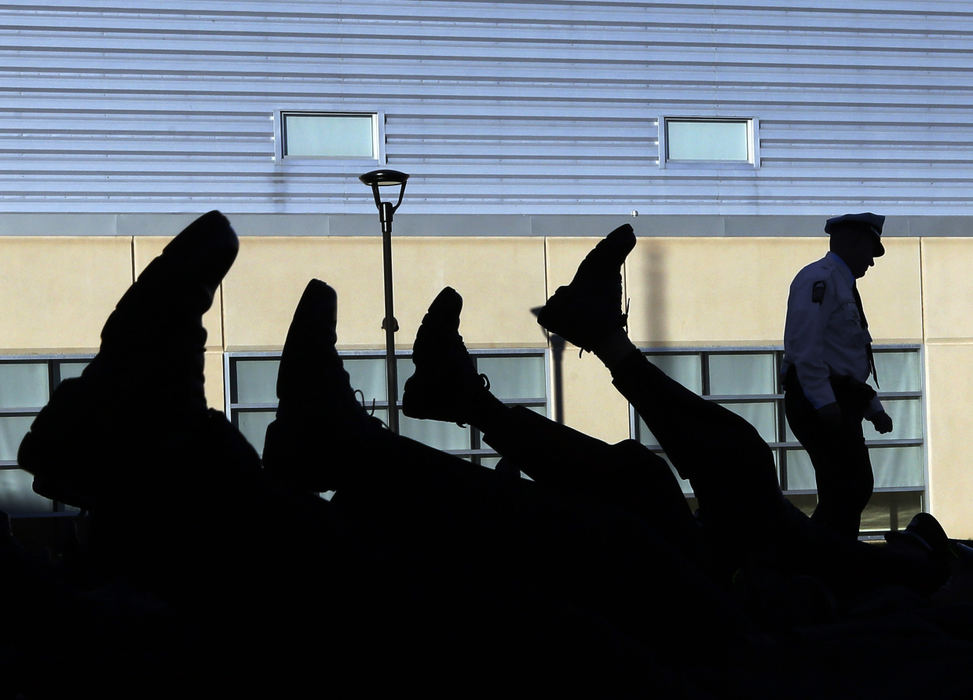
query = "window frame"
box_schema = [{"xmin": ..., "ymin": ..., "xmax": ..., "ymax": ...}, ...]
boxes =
[
  {"xmin": 226, "ymin": 348, "xmax": 550, "ymax": 467},
  {"xmin": 276, "ymin": 110, "xmax": 385, "ymax": 162},
  {"xmin": 628, "ymin": 345, "xmax": 926, "ymax": 535},
  {"xmin": 659, "ymin": 116, "xmax": 759, "ymax": 168},
  {"xmin": 0, "ymin": 354, "xmax": 93, "ymax": 517}
]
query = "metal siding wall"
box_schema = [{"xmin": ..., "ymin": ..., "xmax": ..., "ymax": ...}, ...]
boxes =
[{"xmin": 1, "ymin": 1, "xmax": 972, "ymax": 214}]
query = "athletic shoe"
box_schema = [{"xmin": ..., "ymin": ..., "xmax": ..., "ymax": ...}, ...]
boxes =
[
  {"xmin": 18, "ymin": 211, "xmax": 238, "ymax": 508},
  {"xmin": 535, "ymin": 223, "xmax": 635, "ymax": 351},
  {"xmin": 402, "ymin": 287, "xmax": 490, "ymax": 425},
  {"xmin": 262, "ymin": 279, "xmax": 382, "ymax": 492}
]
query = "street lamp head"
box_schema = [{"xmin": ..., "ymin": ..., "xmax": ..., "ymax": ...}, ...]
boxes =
[
  {"xmin": 359, "ymin": 169, "xmax": 409, "ymax": 188},
  {"xmin": 360, "ymin": 169, "xmax": 410, "ymax": 214}
]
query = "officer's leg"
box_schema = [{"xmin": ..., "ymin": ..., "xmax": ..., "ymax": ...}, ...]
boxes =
[{"xmin": 784, "ymin": 384, "xmax": 874, "ymax": 540}]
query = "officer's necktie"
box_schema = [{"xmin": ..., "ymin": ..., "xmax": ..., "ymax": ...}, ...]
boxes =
[{"xmin": 852, "ymin": 283, "xmax": 879, "ymax": 387}]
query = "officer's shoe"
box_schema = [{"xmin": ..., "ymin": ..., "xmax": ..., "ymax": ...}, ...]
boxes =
[
  {"xmin": 18, "ymin": 211, "xmax": 239, "ymax": 509},
  {"xmin": 262, "ymin": 279, "xmax": 383, "ymax": 492},
  {"xmin": 536, "ymin": 223, "xmax": 636, "ymax": 352},
  {"xmin": 402, "ymin": 287, "xmax": 490, "ymax": 425}
]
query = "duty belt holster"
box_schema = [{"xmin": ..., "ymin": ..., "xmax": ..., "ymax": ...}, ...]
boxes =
[{"xmin": 785, "ymin": 366, "xmax": 875, "ymax": 418}]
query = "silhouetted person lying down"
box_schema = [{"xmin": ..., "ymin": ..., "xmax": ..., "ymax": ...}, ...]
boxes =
[
  {"xmin": 14, "ymin": 211, "xmax": 742, "ymax": 698},
  {"xmin": 14, "ymin": 211, "xmax": 973, "ymax": 699},
  {"xmin": 404, "ymin": 225, "xmax": 957, "ymax": 609}
]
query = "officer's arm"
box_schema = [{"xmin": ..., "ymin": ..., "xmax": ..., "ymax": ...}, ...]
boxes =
[
  {"xmin": 866, "ymin": 396, "xmax": 894, "ymax": 433},
  {"xmin": 784, "ymin": 273, "xmax": 836, "ymax": 409}
]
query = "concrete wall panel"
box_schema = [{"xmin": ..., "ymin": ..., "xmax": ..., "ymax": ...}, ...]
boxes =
[
  {"xmin": 221, "ymin": 237, "xmax": 385, "ymax": 350},
  {"xmin": 624, "ymin": 237, "xmax": 921, "ymax": 347},
  {"xmin": 921, "ymin": 238, "xmax": 973, "ymax": 342},
  {"xmin": 924, "ymin": 343, "xmax": 973, "ymax": 538},
  {"xmin": 0, "ymin": 237, "xmax": 131, "ymax": 351},
  {"xmin": 392, "ymin": 237, "xmax": 547, "ymax": 348}
]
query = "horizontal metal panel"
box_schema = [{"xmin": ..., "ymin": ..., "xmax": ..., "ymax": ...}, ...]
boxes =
[{"xmin": 0, "ymin": 1, "xmax": 972, "ymax": 215}]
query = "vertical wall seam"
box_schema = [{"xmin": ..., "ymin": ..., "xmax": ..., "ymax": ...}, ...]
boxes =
[
  {"xmin": 129, "ymin": 235, "xmax": 136, "ymax": 284},
  {"xmin": 918, "ymin": 237, "xmax": 932, "ymax": 512}
]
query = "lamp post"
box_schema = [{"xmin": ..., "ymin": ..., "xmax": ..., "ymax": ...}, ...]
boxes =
[{"xmin": 360, "ymin": 168, "xmax": 409, "ymax": 434}]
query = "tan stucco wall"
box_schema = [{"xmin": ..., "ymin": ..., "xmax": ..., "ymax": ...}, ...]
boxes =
[
  {"xmin": 921, "ymin": 239, "xmax": 973, "ymax": 537},
  {"xmin": 0, "ymin": 237, "xmax": 132, "ymax": 351},
  {"xmin": 220, "ymin": 236, "xmax": 547, "ymax": 351},
  {"xmin": 624, "ymin": 237, "xmax": 922, "ymax": 347},
  {"xmin": 4, "ymin": 232, "xmax": 971, "ymax": 533},
  {"xmin": 925, "ymin": 343, "xmax": 973, "ymax": 537},
  {"xmin": 221, "ymin": 237, "xmax": 385, "ymax": 350}
]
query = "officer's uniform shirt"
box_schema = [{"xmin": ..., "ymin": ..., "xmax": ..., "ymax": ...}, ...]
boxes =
[{"xmin": 781, "ymin": 251, "xmax": 883, "ymax": 415}]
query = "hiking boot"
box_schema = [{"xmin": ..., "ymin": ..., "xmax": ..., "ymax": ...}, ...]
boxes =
[
  {"xmin": 262, "ymin": 279, "xmax": 382, "ymax": 492},
  {"xmin": 535, "ymin": 223, "xmax": 636, "ymax": 351},
  {"xmin": 402, "ymin": 287, "xmax": 490, "ymax": 425},
  {"xmin": 18, "ymin": 211, "xmax": 238, "ymax": 508}
]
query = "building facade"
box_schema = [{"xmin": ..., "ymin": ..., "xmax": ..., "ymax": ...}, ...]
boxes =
[{"xmin": 1, "ymin": 1, "xmax": 972, "ymax": 536}]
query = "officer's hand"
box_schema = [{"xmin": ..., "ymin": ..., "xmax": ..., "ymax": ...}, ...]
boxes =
[
  {"xmin": 816, "ymin": 402, "xmax": 842, "ymax": 428},
  {"xmin": 868, "ymin": 411, "xmax": 894, "ymax": 434}
]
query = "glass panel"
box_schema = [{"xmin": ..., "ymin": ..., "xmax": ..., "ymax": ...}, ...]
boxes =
[
  {"xmin": 785, "ymin": 493, "xmax": 817, "ymax": 517},
  {"xmin": 283, "ymin": 114, "xmax": 375, "ymax": 158},
  {"xmin": 237, "ymin": 411, "xmax": 276, "ymax": 456},
  {"xmin": 717, "ymin": 401, "xmax": 777, "ymax": 444},
  {"xmin": 347, "ymin": 357, "xmax": 388, "ymax": 404},
  {"xmin": 234, "ymin": 360, "xmax": 280, "ymax": 404},
  {"xmin": 659, "ymin": 453, "xmax": 694, "ymax": 496},
  {"xmin": 57, "ymin": 361, "xmax": 88, "ymax": 384},
  {"xmin": 785, "ymin": 399, "xmax": 923, "ymax": 443},
  {"xmin": 871, "ymin": 446, "xmax": 924, "ymax": 489},
  {"xmin": 869, "ymin": 351, "xmax": 920, "ymax": 393},
  {"xmin": 861, "ymin": 491, "xmax": 923, "ymax": 533},
  {"xmin": 395, "ymin": 357, "xmax": 411, "ymax": 400},
  {"xmin": 0, "ymin": 363, "xmax": 48, "ymax": 409},
  {"xmin": 0, "ymin": 469, "xmax": 51, "ymax": 514},
  {"xmin": 475, "ymin": 356, "xmax": 546, "ymax": 400},
  {"xmin": 708, "ymin": 354, "xmax": 775, "ymax": 396},
  {"xmin": 371, "ymin": 409, "xmax": 389, "ymax": 429},
  {"xmin": 784, "ymin": 449, "xmax": 817, "ymax": 491},
  {"xmin": 645, "ymin": 354, "xmax": 702, "ymax": 394},
  {"xmin": 526, "ymin": 404, "xmax": 548, "ymax": 418},
  {"xmin": 0, "ymin": 416, "xmax": 34, "ymax": 462},
  {"xmin": 864, "ymin": 399, "xmax": 921, "ymax": 441},
  {"xmin": 479, "ymin": 457, "xmax": 501, "ymax": 470},
  {"xmin": 666, "ymin": 120, "xmax": 750, "ymax": 162},
  {"xmin": 399, "ymin": 415, "xmax": 471, "ymax": 451},
  {"xmin": 637, "ymin": 415, "xmax": 660, "ymax": 448}
]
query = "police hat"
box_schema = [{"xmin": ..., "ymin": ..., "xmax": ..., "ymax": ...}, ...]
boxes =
[{"xmin": 825, "ymin": 212, "xmax": 885, "ymax": 257}]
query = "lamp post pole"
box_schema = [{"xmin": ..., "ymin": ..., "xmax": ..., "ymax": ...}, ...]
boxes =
[{"xmin": 360, "ymin": 169, "xmax": 409, "ymax": 434}]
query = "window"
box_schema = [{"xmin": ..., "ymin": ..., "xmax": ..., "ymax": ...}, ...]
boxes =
[
  {"xmin": 662, "ymin": 117, "xmax": 756, "ymax": 165},
  {"xmin": 227, "ymin": 350, "xmax": 548, "ymax": 469},
  {"xmin": 631, "ymin": 347, "xmax": 924, "ymax": 536},
  {"xmin": 0, "ymin": 357, "xmax": 91, "ymax": 516},
  {"xmin": 280, "ymin": 112, "xmax": 379, "ymax": 159}
]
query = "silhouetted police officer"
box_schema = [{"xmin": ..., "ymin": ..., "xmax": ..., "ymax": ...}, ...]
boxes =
[{"xmin": 782, "ymin": 213, "xmax": 893, "ymax": 540}]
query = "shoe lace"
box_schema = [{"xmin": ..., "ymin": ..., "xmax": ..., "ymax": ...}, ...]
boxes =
[{"xmin": 354, "ymin": 389, "xmax": 378, "ymax": 417}]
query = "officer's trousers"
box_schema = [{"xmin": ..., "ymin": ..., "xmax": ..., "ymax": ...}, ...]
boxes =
[{"xmin": 783, "ymin": 369, "xmax": 874, "ymax": 541}]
